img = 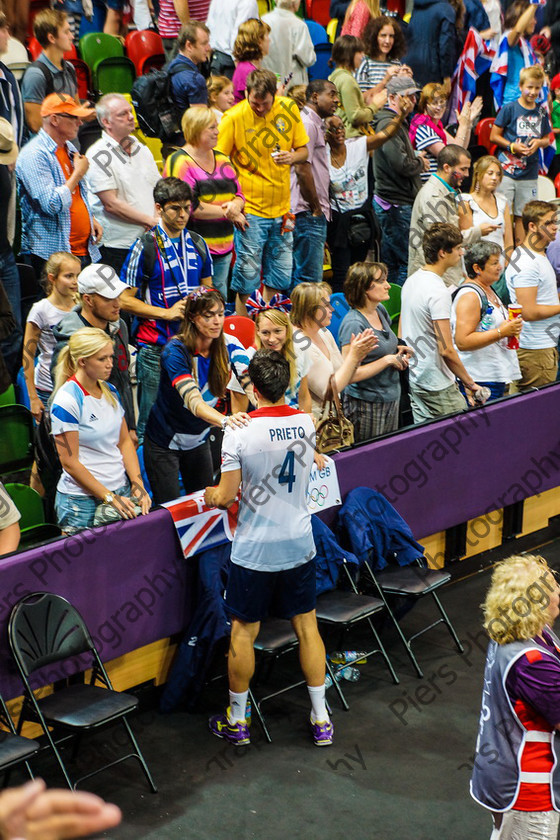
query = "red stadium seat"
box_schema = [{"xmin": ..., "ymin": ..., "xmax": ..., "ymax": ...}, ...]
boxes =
[
  {"xmin": 28, "ymin": 37, "xmax": 78, "ymax": 61},
  {"xmin": 475, "ymin": 117, "xmax": 497, "ymax": 155},
  {"xmin": 28, "ymin": 0, "xmax": 51, "ymax": 42},
  {"xmin": 385, "ymin": 0, "xmax": 406, "ymax": 17},
  {"xmin": 27, "ymin": 37, "xmax": 41, "ymax": 60},
  {"xmin": 305, "ymin": 0, "xmax": 331, "ymax": 27},
  {"xmin": 223, "ymin": 316, "xmax": 256, "ymax": 349},
  {"xmin": 125, "ymin": 30, "xmax": 165, "ymax": 75},
  {"xmin": 67, "ymin": 58, "xmax": 92, "ymax": 101}
]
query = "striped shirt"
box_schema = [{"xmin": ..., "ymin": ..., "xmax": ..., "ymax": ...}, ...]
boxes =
[
  {"xmin": 411, "ymin": 122, "xmax": 441, "ymax": 181},
  {"xmin": 158, "ymin": 0, "xmax": 211, "ymax": 38},
  {"xmin": 355, "ymin": 58, "xmax": 401, "ymax": 92},
  {"xmin": 163, "ymin": 149, "xmax": 243, "ymax": 256}
]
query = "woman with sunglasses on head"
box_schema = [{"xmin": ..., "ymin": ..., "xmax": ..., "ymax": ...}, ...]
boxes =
[
  {"xmin": 409, "ymin": 83, "xmax": 482, "ymax": 182},
  {"xmin": 324, "ymin": 105, "xmax": 410, "ymax": 291},
  {"xmin": 143, "ymin": 288, "xmax": 251, "ymax": 504}
]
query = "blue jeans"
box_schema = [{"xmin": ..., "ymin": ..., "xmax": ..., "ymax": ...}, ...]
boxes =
[
  {"xmin": 211, "ymin": 252, "xmax": 232, "ymax": 302},
  {"xmin": 0, "ymin": 248, "xmax": 23, "ymax": 381},
  {"xmin": 292, "ymin": 211, "xmax": 327, "ymax": 286},
  {"xmin": 232, "ymin": 214, "xmax": 293, "ymax": 295},
  {"xmin": 373, "ymin": 202, "xmax": 412, "ymax": 287},
  {"xmin": 55, "ymin": 482, "xmax": 130, "ymax": 535},
  {"xmin": 136, "ymin": 344, "xmax": 162, "ymax": 445}
]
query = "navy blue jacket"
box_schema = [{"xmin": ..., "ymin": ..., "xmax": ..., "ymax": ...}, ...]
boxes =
[
  {"xmin": 464, "ymin": 0, "xmax": 490, "ymax": 33},
  {"xmin": 160, "ymin": 542, "xmax": 232, "ymax": 713},
  {"xmin": 312, "ymin": 516, "xmax": 359, "ymax": 595},
  {"xmin": 337, "ymin": 487, "xmax": 425, "ymax": 571},
  {"xmin": 0, "ymin": 61, "xmax": 23, "ymax": 147},
  {"xmin": 404, "ymin": 0, "xmax": 458, "ymax": 88}
]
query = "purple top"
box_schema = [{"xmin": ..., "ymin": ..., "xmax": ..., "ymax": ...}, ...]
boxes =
[
  {"xmin": 232, "ymin": 60, "xmax": 257, "ymax": 104},
  {"xmin": 546, "ymin": 233, "xmax": 560, "ymax": 286},
  {"xmin": 506, "ymin": 628, "xmax": 560, "ymax": 727},
  {"xmin": 291, "ymin": 106, "xmax": 331, "ymax": 219}
]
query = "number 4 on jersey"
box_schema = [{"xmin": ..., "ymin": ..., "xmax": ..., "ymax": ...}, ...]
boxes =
[{"xmin": 278, "ymin": 451, "xmax": 296, "ymax": 493}]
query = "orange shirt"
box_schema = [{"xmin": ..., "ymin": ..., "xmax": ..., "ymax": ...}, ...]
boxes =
[{"xmin": 55, "ymin": 146, "xmax": 91, "ymax": 256}]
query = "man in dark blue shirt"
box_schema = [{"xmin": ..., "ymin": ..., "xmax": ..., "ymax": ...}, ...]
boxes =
[{"xmin": 167, "ymin": 21, "xmax": 211, "ymax": 114}]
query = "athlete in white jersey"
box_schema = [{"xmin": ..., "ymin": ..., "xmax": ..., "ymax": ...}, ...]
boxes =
[{"xmin": 205, "ymin": 350, "xmax": 333, "ymax": 747}]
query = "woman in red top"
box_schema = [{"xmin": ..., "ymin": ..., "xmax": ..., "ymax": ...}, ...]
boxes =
[{"xmin": 341, "ymin": 0, "xmax": 380, "ymax": 39}]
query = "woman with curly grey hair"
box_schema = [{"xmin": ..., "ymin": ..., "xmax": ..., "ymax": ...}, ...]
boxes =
[{"xmin": 471, "ymin": 554, "xmax": 560, "ymax": 840}]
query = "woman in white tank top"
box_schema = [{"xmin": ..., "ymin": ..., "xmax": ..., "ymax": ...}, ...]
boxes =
[{"xmin": 458, "ymin": 155, "xmax": 514, "ymax": 265}]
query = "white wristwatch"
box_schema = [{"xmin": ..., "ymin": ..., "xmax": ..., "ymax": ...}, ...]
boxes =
[{"xmin": 103, "ymin": 492, "xmax": 114, "ymax": 505}]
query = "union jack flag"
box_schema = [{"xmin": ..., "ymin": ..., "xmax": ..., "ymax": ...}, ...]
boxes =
[
  {"xmin": 162, "ymin": 491, "xmax": 239, "ymax": 559},
  {"xmin": 490, "ymin": 31, "xmax": 538, "ymax": 109},
  {"xmin": 450, "ymin": 28, "xmax": 496, "ymax": 116}
]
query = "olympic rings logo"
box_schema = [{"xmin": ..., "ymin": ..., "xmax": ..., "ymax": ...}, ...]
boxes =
[{"xmin": 308, "ymin": 485, "xmax": 328, "ymax": 508}]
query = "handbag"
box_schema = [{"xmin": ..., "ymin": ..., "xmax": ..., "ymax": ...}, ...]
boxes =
[
  {"xmin": 331, "ymin": 193, "xmax": 378, "ymax": 250},
  {"xmin": 315, "ymin": 375, "xmax": 354, "ymax": 454}
]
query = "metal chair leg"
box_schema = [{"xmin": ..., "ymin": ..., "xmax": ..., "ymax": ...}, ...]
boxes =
[
  {"xmin": 326, "ymin": 657, "xmax": 349, "ymax": 711},
  {"xmin": 121, "ymin": 718, "xmax": 158, "ymax": 793},
  {"xmin": 431, "ymin": 592, "xmax": 465, "ymax": 654}
]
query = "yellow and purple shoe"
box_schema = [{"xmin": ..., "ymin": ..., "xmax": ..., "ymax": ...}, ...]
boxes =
[
  {"xmin": 310, "ymin": 716, "xmax": 334, "ymax": 747},
  {"xmin": 209, "ymin": 707, "xmax": 250, "ymax": 746}
]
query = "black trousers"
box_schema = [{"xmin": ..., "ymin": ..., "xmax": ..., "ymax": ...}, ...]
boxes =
[{"xmin": 143, "ymin": 436, "xmax": 214, "ymax": 505}]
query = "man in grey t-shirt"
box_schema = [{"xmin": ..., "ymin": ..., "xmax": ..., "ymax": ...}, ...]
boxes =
[{"xmin": 21, "ymin": 9, "xmax": 78, "ymax": 134}]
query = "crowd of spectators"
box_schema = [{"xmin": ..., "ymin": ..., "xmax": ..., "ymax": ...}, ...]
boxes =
[{"xmin": 0, "ymin": 0, "xmax": 559, "ymax": 553}]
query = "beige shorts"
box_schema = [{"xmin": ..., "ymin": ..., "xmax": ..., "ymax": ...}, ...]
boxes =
[
  {"xmin": 516, "ymin": 347, "xmax": 559, "ymax": 391},
  {"xmin": 409, "ymin": 382, "xmax": 466, "ymax": 423}
]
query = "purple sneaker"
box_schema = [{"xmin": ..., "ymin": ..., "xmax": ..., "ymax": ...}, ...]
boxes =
[
  {"xmin": 310, "ymin": 716, "xmax": 334, "ymax": 747},
  {"xmin": 209, "ymin": 708, "xmax": 250, "ymax": 746}
]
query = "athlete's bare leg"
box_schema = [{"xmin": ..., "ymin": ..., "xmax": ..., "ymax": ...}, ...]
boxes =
[
  {"xmin": 291, "ymin": 609, "xmax": 326, "ymax": 687},
  {"xmin": 228, "ymin": 617, "xmax": 260, "ymax": 692}
]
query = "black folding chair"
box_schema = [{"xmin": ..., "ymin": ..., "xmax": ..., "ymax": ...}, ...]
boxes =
[
  {"xmin": 363, "ymin": 558, "xmax": 464, "ymax": 678},
  {"xmin": 8, "ymin": 592, "xmax": 157, "ymax": 792},
  {"xmin": 0, "ymin": 691, "xmax": 39, "ymax": 784},
  {"xmin": 316, "ymin": 560, "xmax": 399, "ymax": 711}
]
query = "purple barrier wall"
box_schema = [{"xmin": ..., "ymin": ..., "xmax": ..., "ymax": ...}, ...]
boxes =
[
  {"xmin": 1, "ymin": 385, "xmax": 558, "ymax": 697},
  {"xmin": 322, "ymin": 386, "xmax": 560, "ymax": 537}
]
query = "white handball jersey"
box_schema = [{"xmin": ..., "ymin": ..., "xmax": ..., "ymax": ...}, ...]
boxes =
[{"xmin": 221, "ymin": 405, "xmax": 316, "ymax": 572}]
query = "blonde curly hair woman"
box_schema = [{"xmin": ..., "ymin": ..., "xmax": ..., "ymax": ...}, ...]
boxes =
[{"xmin": 471, "ymin": 554, "xmax": 560, "ymax": 840}]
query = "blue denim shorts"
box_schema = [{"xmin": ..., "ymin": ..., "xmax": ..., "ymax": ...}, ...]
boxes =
[
  {"xmin": 55, "ymin": 483, "xmax": 130, "ymax": 535},
  {"xmin": 231, "ymin": 214, "xmax": 293, "ymax": 295}
]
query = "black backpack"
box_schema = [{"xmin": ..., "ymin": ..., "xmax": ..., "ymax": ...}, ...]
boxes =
[
  {"xmin": 32, "ymin": 59, "xmax": 78, "ymax": 96},
  {"xmin": 130, "ymin": 63, "xmax": 186, "ymax": 143}
]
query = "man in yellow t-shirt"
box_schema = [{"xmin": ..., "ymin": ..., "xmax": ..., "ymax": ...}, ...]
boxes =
[{"xmin": 217, "ymin": 69, "xmax": 309, "ymax": 314}]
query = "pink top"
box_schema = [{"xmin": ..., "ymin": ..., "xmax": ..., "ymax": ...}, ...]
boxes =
[
  {"xmin": 341, "ymin": 1, "xmax": 375, "ymax": 39},
  {"xmin": 232, "ymin": 60, "xmax": 258, "ymax": 104},
  {"xmin": 158, "ymin": 0, "xmax": 211, "ymax": 38}
]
